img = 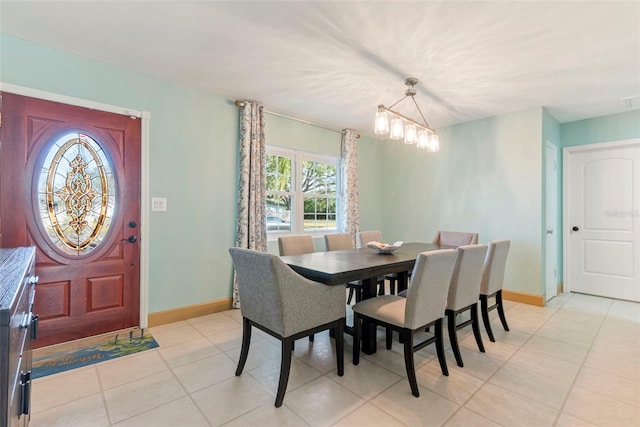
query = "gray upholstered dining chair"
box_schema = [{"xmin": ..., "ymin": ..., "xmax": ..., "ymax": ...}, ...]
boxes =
[
  {"xmin": 229, "ymin": 247, "xmax": 345, "ymax": 407},
  {"xmin": 278, "ymin": 235, "xmax": 316, "ymax": 342},
  {"xmin": 352, "ymin": 249, "xmax": 458, "ymax": 397},
  {"xmin": 445, "ymin": 244, "xmax": 488, "ymax": 367},
  {"xmin": 324, "ymin": 233, "xmax": 384, "ymax": 303},
  {"xmin": 278, "ymin": 235, "xmax": 315, "ymax": 256},
  {"xmin": 480, "ymin": 240, "xmax": 511, "ymax": 342},
  {"xmin": 357, "ymin": 230, "xmax": 383, "ymax": 248},
  {"xmin": 324, "ymin": 232, "xmax": 354, "ymax": 252},
  {"xmin": 357, "ymin": 230, "xmax": 400, "ymax": 295},
  {"xmin": 432, "ymin": 231, "xmax": 479, "ymax": 246}
]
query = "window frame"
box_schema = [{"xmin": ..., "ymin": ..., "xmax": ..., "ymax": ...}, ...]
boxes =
[{"xmin": 265, "ymin": 146, "xmax": 342, "ymax": 238}]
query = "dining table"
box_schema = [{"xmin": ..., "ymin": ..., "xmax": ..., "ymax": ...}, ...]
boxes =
[{"xmin": 279, "ymin": 241, "xmax": 449, "ymax": 354}]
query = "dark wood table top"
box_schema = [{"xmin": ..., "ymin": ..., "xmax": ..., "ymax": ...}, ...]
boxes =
[{"xmin": 280, "ymin": 242, "xmax": 448, "ymax": 286}]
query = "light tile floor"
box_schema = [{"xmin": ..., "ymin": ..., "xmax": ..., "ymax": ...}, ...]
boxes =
[{"xmin": 30, "ymin": 292, "xmax": 640, "ymax": 426}]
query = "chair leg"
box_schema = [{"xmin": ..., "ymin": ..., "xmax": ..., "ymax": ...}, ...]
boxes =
[
  {"xmin": 378, "ymin": 280, "xmax": 385, "ymax": 296},
  {"xmin": 275, "ymin": 338, "xmax": 294, "ymax": 407},
  {"xmin": 402, "ymin": 330, "xmax": 419, "ymax": 397},
  {"xmin": 235, "ymin": 317, "xmax": 252, "ymax": 376},
  {"xmin": 447, "ymin": 310, "xmax": 464, "ymax": 367},
  {"xmin": 480, "ymin": 294, "xmax": 496, "ymax": 342},
  {"xmin": 434, "ymin": 318, "xmax": 449, "ymax": 376},
  {"xmin": 389, "ymin": 277, "xmax": 396, "ymax": 295},
  {"xmin": 471, "ymin": 303, "xmax": 485, "ymax": 353},
  {"xmin": 335, "ymin": 319, "xmax": 345, "ymax": 376},
  {"xmin": 353, "ymin": 313, "xmax": 361, "ymax": 365},
  {"xmin": 386, "ymin": 328, "xmax": 393, "ymax": 349},
  {"xmin": 355, "ymin": 287, "xmax": 363, "ymax": 303},
  {"xmin": 496, "ymin": 290, "xmax": 510, "ymax": 331},
  {"xmin": 309, "ymin": 334, "xmax": 314, "ymax": 343}
]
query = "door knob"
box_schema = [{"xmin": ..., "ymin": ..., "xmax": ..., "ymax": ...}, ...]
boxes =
[
  {"xmin": 572, "ymin": 226, "xmax": 579, "ymax": 232},
  {"xmin": 125, "ymin": 235, "xmax": 137, "ymax": 243},
  {"xmin": 128, "ymin": 221, "xmax": 137, "ymax": 228}
]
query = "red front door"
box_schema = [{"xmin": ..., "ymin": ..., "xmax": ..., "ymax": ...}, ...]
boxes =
[{"xmin": 0, "ymin": 92, "xmax": 141, "ymax": 347}]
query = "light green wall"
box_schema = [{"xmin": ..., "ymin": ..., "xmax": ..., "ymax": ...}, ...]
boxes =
[
  {"xmin": 355, "ymin": 135, "xmax": 386, "ymax": 232},
  {"xmin": 378, "ymin": 108, "xmax": 544, "ymax": 295},
  {"xmin": 266, "ymin": 113, "xmax": 340, "ymax": 156},
  {"xmin": 561, "ymin": 110, "xmax": 640, "ymax": 147}
]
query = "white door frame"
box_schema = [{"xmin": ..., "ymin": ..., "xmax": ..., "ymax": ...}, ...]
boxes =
[
  {"xmin": 0, "ymin": 82, "xmax": 151, "ymax": 328},
  {"xmin": 545, "ymin": 141, "xmax": 558, "ymax": 300},
  {"xmin": 563, "ymin": 138, "xmax": 640, "ymax": 296}
]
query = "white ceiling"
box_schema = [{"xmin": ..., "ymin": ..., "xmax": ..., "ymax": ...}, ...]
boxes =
[{"xmin": 2, "ymin": 1, "xmax": 639, "ymax": 136}]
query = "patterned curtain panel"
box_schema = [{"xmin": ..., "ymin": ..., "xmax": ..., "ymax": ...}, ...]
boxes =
[
  {"xmin": 341, "ymin": 129, "xmax": 360, "ymax": 247},
  {"xmin": 233, "ymin": 101, "xmax": 267, "ymax": 308}
]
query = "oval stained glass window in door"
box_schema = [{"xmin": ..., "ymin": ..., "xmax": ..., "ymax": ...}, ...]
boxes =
[{"xmin": 38, "ymin": 133, "xmax": 116, "ymax": 255}]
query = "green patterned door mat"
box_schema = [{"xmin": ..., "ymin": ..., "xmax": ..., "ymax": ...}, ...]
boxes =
[{"xmin": 32, "ymin": 328, "xmax": 159, "ymax": 379}]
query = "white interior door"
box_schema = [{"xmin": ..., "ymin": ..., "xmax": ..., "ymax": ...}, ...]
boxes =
[
  {"xmin": 565, "ymin": 139, "xmax": 640, "ymax": 302},
  {"xmin": 545, "ymin": 142, "xmax": 558, "ymax": 300}
]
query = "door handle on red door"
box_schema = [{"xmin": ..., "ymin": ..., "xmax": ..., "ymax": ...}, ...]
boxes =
[
  {"xmin": 572, "ymin": 226, "xmax": 579, "ymax": 231},
  {"xmin": 123, "ymin": 236, "xmax": 138, "ymax": 243}
]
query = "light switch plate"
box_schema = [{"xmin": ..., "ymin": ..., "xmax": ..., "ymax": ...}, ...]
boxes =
[{"xmin": 152, "ymin": 197, "xmax": 167, "ymax": 212}]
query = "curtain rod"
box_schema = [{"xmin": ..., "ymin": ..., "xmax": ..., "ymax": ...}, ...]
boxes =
[{"xmin": 235, "ymin": 100, "xmax": 360, "ymax": 138}]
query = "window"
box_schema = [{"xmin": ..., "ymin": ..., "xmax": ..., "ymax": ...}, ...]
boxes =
[
  {"xmin": 38, "ymin": 132, "xmax": 116, "ymax": 255},
  {"xmin": 266, "ymin": 147, "xmax": 341, "ymax": 235}
]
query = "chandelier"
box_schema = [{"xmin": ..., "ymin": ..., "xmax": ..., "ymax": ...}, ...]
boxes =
[{"xmin": 374, "ymin": 77, "xmax": 439, "ymax": 152}]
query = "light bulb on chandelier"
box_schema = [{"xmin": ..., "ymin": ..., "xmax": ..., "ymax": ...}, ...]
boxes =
[
  {"xmin": 389, "ymin": 117, "xmax": 404, "ymax": 139},
  {"xmin": 374, "ymin": 77, "xmax": 439, "ymax": 152}
]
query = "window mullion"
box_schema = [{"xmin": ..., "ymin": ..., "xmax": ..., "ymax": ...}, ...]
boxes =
[{"xmin": 294, "ymin": 153, "xmax": 304, "ymax": 234}]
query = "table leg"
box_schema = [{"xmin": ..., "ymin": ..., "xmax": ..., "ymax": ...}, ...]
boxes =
[
  {"xmin": 361, "ymin": 277, "xmax": 378, "ymax": 355},
  {"xmin": 397, "ymin": 271, "xmax": 409, "ymax": 293}
]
